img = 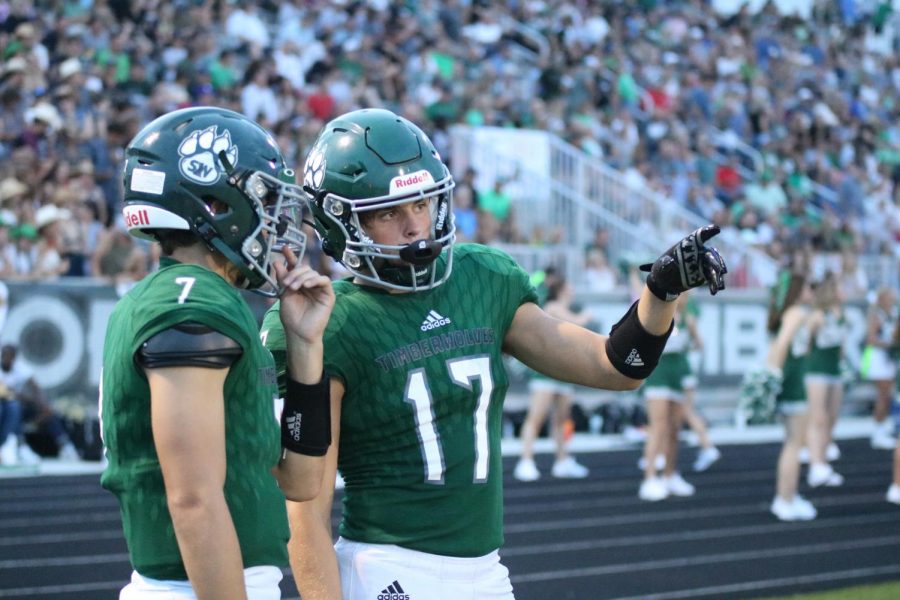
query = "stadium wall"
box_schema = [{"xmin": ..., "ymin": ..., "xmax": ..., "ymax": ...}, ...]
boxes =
[{"xmin": 0, "ymin": 281, "xmax": 871, "ymax": 407}]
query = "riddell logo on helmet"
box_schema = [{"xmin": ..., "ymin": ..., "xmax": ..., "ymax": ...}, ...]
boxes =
[
  {"xmin": 124, "ymin": 207, "xmax": 150, "ymax": 228},
  {"xmin": 389, "ymin": 170, "xmax": 434, "ymax": 194}
]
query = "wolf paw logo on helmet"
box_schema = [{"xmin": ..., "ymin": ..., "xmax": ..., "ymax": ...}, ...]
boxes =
[
  {"xmin": 304, "ymin": 145, "xmax": 326, "ymax": 190},
  {"xmin": 178, "ymin": 126, "xmax": 238, "ymax": 185}
]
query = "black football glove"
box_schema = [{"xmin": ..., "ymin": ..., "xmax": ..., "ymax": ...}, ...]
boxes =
[{"xmin": 640, "ymin": 224, "xmax": 727, "ymax": 301}]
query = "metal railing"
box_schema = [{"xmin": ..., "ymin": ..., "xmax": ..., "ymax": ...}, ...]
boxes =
[
  {"xmin": 858, "ymin": 255, "xmax": 900, "ymax": 291},
  {"xmin": 450, "ymin": 126, "xmax": 779, "ymax": 289},
  {"xmin": 707, "ymin": 126, "xmax": 838, "ymax": 210}
]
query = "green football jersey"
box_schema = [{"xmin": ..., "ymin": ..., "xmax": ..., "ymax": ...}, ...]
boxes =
[
  {"xmin": 100, "ymin": 257, "xmax": 289, "ymax": 580},
  {"xmin": 262, "ymin": 244, "xmax": 537, "ymax": 557}
]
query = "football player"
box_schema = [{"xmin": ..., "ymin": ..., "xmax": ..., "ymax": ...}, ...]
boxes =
[
  {"xmin": 100, "ymin": 107, "xmax": 334, "ymax": 600},
  {"xmin": 261, "ymin": 108, "xmax": 727, "ymax": 600}
]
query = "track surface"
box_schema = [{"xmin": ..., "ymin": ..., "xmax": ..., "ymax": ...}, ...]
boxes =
[{"xmin": 2, "ymin": 438, "xmax": 899, "ymax": 599}]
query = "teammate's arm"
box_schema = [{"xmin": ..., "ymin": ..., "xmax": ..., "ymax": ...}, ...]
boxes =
[
  {"xmin": 272, "ymin": 249, "xmax": 335, "ymax": 501},
  {"xmin": 149, "ymin": 365, "xmax": 248, "ymax": 600},
  {"xmin": 287, "ymin": 377, "xmax": 344, "ymax": 600}
]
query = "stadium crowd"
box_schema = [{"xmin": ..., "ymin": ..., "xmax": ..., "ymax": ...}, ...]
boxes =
[{"xmin": 0, "ymin": 0, "xmax": 897, "ymax": 293}]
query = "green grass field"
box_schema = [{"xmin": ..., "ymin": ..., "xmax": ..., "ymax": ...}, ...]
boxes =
[{"xmin": 766, "ymin": 581, "xmax": 900, "ymax": 599}]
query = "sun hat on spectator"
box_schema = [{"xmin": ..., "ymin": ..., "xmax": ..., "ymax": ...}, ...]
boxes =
[
  {"xmin": 2, "ymin": 57, "xmax": 26, "ymax": 79},
  {"xmin": 35, "ymin": 204, "xmax": 71, "ymax": 231},
  {"xmin": 14, "ymin": 22, "xmax": 36, "ymax": 40},
  {"xmin": 0, "ymin": 178, "xmax": 28, "ymax": 204},
  {"xmin": 26, "ymin": 102, "xmax": 62, "ymax": 131},
  {"xmin": 59, "ymin": 57, "xmax": 81, "ymax": 80}
]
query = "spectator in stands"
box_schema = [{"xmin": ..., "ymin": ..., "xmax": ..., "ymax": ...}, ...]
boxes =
[
  {"xmin": 514, "ymin": 277, "xmax": 593, "ymax": 482},
  {"xmin": 744, "ymin": 169, "xmax": 789, "ymax": 218},
  {"xmin": 0, "ymin": 1, "xmax": 892, "ymax": 304},
  {"xmin": 91, "ymin": 220, "xmax": 149, "ymax": 296},
  {"xmin": 241, "ymin": 59, "xmax": 279, "ymax": 129},
  {"xmin": 836, "ymin": 248, "xmax": 869, "ymax": 301},
  {"xmin": 32, "ymin": 204, "xmax": 71, "ymax": 280},
  {"xmin": 452, "ymin": 181, "xmax": 478, "ymax": 243},
  {"xmin": 582, "ymin": 248, "xmax": 619, "ymax": 293},
  {"xmin": 9, "ymin": 224, "xmax": 37, "ymax": 278},
  {"xmin": 0, "ymin": 218, "xmax": 13, "ymax": 278},
  {"xmin": 863, "ymin": 287, "xmax": 898, "ymax": 450},
  {"xmin": 0, "ymin": 344, "xmax": 79, "ymax": 464},
  {"xmin": 0, "ymin": 82, "xmax": 27, "ymax": 156},
  {"xmin": 478, "ymin": 177, "xmax": 514, "ymax": 241},
  {"xmin": 766, "ymin": 269, "xmax": 817, "ymax": 521}
]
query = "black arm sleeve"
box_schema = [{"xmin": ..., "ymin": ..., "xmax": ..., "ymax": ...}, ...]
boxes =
[
  {"xmin": 604, "ymin": 301, "xmax": 673, "ymax": 379},
  {"xmin": 136, "ymin": 322, "xmax": 243, "ymax": 369}
]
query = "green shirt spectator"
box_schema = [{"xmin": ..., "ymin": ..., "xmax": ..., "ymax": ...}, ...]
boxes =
[{"xmin": 479, "ymin": 180, "xmax": 512, "ymax": 221}]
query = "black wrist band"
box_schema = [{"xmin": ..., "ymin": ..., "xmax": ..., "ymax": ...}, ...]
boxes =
[
  {"xmin": 605, "ymin": 301, "xmax": 673, "ymax": 379},
  {"xmin": 281, "ymin": 373, "xmax": 331, "ymax": 456}
]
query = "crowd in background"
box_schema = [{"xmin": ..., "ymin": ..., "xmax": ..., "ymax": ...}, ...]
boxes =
[{"xmin": 0, "ymin": 0, "xmax": 898, "ymax": 297}]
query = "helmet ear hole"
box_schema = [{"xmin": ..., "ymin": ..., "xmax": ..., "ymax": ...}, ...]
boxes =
[{"xmin": 202, "ymin": 197, "xmax": 232, "ymax": 217}]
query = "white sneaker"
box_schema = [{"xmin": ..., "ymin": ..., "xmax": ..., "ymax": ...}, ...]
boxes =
[
  {"xmin": 639, "ymin": 476, "xmax": 669, "ymax": 501},
  {"xmin": 807, "ymin": 463, "xmax": 843, "ymax": 487},
  {"xmin": 17, "ymin": 443, "xmax": 41, "ymax": 465},
  {"xmin": 637, "ymin": 453, "xmax": 666, "ymax": 471},
  {"xmin": 513, "ymin": 458, "xmax": 540, "ymax": 482},
  {"xmin": 664, "ymin": 473, "xmax": 696, "ymax": 497},
  {"xmin": 792, "ymin": 495, "xmax": 817, "ymax": 520},
  {"xmin": 58, "ymin": 442, "xmax": 80, "ymax": 461},
  {"xmin": 887, "ymin": 484, "xmax": 900, "ymax": 505},
  {"xmin": 826, "ymin": 442, "xmax": 840, "ymax": 461},
  {"xmin": 771, "ymin": 495, "xmax": 817, "ymax": 521},
  {"xmin": 0, "ymin": 434, "xmax": 18, "ymax": 466},
  {"xmin": 871, "ymin": 423, "xmax": 896, "ymax": 450},
  {"xmin": 693, "ymin": 447, "xmax": 721, "ymax": 472},
  {"xmin": 798, "ymin": 447, "xmax": 810, "ymax": 464},
  {"xmin": 551, "ymin": 456, "xmax": 589, "ymax": 479}
]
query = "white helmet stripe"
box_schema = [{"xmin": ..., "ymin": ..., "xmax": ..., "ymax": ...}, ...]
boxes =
[{"xmin": 123, "ymin": 204, "xmax": 191, "ymax": 240}]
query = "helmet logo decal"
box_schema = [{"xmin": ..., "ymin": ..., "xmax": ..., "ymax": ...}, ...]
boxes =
[
  {"xmin": 178, "ymin": 126, "xmax": 238, "ymax": 185},
  {"xmin": 304, "ymin": 145, "xmax": 326, "ymax": 190},
  {"xmin": 389, "ymin": 169, "xmax": 434, "ymax": 194}
]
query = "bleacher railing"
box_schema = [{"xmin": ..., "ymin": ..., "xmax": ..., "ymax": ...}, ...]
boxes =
[{"xmin": 450, "ymin": 126, "xmax": 779, "ymax": 289}]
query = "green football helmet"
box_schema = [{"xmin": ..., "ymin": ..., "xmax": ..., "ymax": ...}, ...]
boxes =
[
  {"xmin": 122, "ymin": 106, "xmax": 306, "ymax": 296},
  {"xmin": 302, "ymin": 108, "xmax": 455, "ymax": 292}
]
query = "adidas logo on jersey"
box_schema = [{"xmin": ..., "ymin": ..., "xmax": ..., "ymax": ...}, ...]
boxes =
[
  {"xmin": 377, "ymin": 580, "xmax": 409, "ymax": 600},
  {"xmin": 625, "ymin": 348, "xmax": 644, "ymax": 367},
  {"xmin": 420, "ymin": 310, "xmax": 451, "ymax": 331}
]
